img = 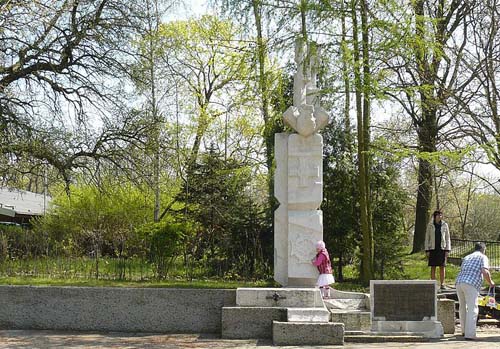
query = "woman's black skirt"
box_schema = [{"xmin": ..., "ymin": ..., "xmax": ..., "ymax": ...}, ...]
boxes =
[{"xmin": 428, "ymin": 249, "xmax": 447, "ymax": 267}]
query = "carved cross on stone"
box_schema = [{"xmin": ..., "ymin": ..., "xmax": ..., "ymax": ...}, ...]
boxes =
[{"xmin": 289, "ymin": 157, "xmax": 320, "ymax": 187}]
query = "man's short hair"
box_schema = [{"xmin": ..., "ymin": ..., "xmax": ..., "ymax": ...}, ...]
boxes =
[{"xmin": 474, "ymin": 242, "xmax": 486, "ymax": 252}]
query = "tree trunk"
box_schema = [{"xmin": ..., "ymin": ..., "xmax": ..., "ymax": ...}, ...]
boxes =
[
  {"xmin": 412, "ymin": 111, "xmax": 437, "ymax": 253},
  {"xmin": 410, "ymin": 0, "xmax": 437, "ymax": 253},
  {"xmin": 340, "ymin": 0, "xmax": 352, "ymax": 154},
  {"xmin": 361, "ymin": 0, "xmax": 373, "ymax": 280},
  {"xmin": 352, "ymin": 0, "xmax": 373, "ymax": 284},
  {"xmin": 252, "ymin": 0, "xmax": 274, "ymax": 261}
]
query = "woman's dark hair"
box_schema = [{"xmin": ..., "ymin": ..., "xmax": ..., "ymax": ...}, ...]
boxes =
[{"xmin": 432, "ymin": 210, "xmax": 442, "ymax": 218}]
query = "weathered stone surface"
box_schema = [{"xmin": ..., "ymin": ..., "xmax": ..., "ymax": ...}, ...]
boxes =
[
  {"xmin": 235, "ymin": 288, "xmax": 324, "ymax": 308},
  {"xmin": 437, "ymin": 299, "xmax": 455, "ymax": 334},
  {"xmin": 371, "ymin": 280, "xmax": 437, "ymax": 321},
  {"xmin": 330, "ymin": 310, "xmax": 371, "ymax": 331},
  {"xmin": 272, "ymin": 321, "xmax": 344, "ymax": 346},
  {"xmin": 273, "ymin": 40, "xmax": 330, "ymax": 288},
  {"xmin": 221, "ymin": 307, "xmax": 286, "ymax": 339},
  {"xmin": 331, "ymin": 288, "xmax": 370, "ymax": 300},
  {"xmin": 274, "ymin": 133, "xmax": 288, "ymax": 206},
  {"xmin": 287, "ymin": 210, "xmax": 322, "ymax": 282},
  {"xmin": 287, "ymin": 308, "xmax": 330, "ymax": 322},
  {"xmin": 370, "ymin": 281, "xmax": 443, "ymax": 338},
  {"xmin": 273, "ymin": 204, "xmax": 288, "ymax": 286},
  {"xmin": 287, "ymin": 134, "xmax": 323, "ymax": 211},
  {"xmin": 325, "ymin": 298, "xmax": 369, "ymax": 310},
  {"xmin": 371, "ymin": 320, "xmax": 444, "ymax": 338},
  {"xmin": 0, "ymin": 286, "xmax": 235, "ymax": 333}
]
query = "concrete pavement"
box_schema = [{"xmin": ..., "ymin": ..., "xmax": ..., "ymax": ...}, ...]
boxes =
[{"xmin": 1, "ymin": 330, "xmax": 500, "ymax": 348}]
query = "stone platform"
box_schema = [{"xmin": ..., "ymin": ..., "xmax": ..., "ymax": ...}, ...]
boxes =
[{"xmin": 221, "ymin": 287, "xmax": 344, "ymax": 345}]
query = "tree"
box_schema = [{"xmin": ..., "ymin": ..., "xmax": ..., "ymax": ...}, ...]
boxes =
[
  {"xmin": 322, "ymin": 119, "xmax": 357, "ymax": 282},
  {"xmin": 156, "ymin": 15, "xmax": 253, "ymax": 174},
  {"xmin": 351, "ymin": 0, "xmax": 374, "ymax": 283},
  {"xmin": 458, "ymin": 0, "xmax": 500, "ymax": 173},
  {"xmin": 132, "ymin": 0, "xmax": 178, "ymax": 222},
  {"xmin": 380, "ymin": 0, "xmax": 474, "ymax": 253},
  {"xmin": 0, "ymin": 0, "xmax": 157, "ymax": 192},
  {"xmin": 179, "ymin": 146, "xmax": 269, "ymax": 278}
]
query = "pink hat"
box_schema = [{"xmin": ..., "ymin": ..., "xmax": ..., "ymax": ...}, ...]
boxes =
[{"xmin": 316, "ymin": 240, "xmax": 325, "ymax": 249}]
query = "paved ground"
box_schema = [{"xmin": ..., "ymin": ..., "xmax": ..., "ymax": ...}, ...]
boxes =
[{"xmin": 1, "ymin": 329, "xmax": 500, "ymax": 349}]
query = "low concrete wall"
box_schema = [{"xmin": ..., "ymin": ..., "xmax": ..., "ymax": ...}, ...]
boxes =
[{"xmin": 0, "ymin": 286, "xmax": 235, "ymax": 333}]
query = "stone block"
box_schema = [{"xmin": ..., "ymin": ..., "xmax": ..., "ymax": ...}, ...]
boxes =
[
  {"xmin": 274, "ymin": 205, "xmax": 288, "ymax": 286},
  {"xmin": 273, "ymin": 321, "xmax": 344, "ymax": 346},
  {"xmin": 287, "ymin": 308, "xmax": 330, "ymax": 322},
  {"xmin": 437, "ymin": 298, "xmax": 455, "ymax": 334},
  {"xmin": 0, "ymin": 286, "xmax": 235, "ymax": 333},
  {"xmin": 236, "ymin": 288, "xmax": 324, "ymax": 308},
  {"xmin": 221, "ymin": 307, "xmax": 286, "ymax": 339},
  {"xmin": 287, "ymin": 134, "xmax": 323, "ymax": 211},
  {"xmin": 287, "ymin": 210, "xmax": 322, "ymax": 282},
  {"xmin": 371, "ymin": 280, "xmax": 437, "ymax": 321},
  {"xmin": 371, "ymin": 320, "xmax": 443, "ymax": 338},
  {"xmin": 325, "ymin": 298, "xmax": 369, "ymax": 310},
  {"xmin": 274, "ymin": 133, "xmax": 288, "ymax": 206},
  {"xmin": 330, "ymin": 310, "xmax": 371, "ymax": 331}
]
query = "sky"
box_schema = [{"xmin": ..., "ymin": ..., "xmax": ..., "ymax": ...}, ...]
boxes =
[{"xmin": 168, "ymin": 0, "xmax": 210, "ymax": 20}]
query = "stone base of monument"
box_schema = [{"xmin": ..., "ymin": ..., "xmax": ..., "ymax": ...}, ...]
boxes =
[
  {"xmin": 368, "ymin": 280, "xmax": 444, "ymax": 339},
  {"xmin": 371, "ymin": 320, "xmax": 444, "ymax": 338},
  {"xmin": 324, "ymin": 289, "xmax": 371, "ymax": 331},
  {"xmin": 235, "ymin": 287, "xmax": 324, "ymax": 307},
  {"xmin": 221, "ymin": 287, "xmax": 344, "ymax": 345},
  {"xmin": 344, "ymin": 331, "xmax": 435, "ymax": 343},
  {"xmin": 330, "ymin": 309, "xmax": 371, "ymax": 331},
  {"xmin": 221, "ymin": 307, "xmax": 287, "ymax": 339},
  {"xmin": 273, "ymin": 321, "xmax": 344, "ymax": 346}
]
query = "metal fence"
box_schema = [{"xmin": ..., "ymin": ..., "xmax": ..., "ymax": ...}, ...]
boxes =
[{"xmin": 449, "ymin": 239, "xmax": 500, "ymax": 270}]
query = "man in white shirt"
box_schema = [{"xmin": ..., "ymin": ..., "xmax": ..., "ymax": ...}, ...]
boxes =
[{"xmin": 455, "ymin": 242, "xmax": 495, "ymax": 340}]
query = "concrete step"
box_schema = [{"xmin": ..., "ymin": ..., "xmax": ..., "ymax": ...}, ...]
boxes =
[
  {"xmin": 324, "ymin": 297, "xmax": 368, "ymax": 310},
  {"xmin": 330, "ymin": 309, "xmax": 371, "ymax": 331},
  {"xmin": 273, "ymin": 320, "xmax": 344, "ymax": 346},
  {"xmin": 287, "ymin": 307, "xmax": 330, "ymax": 322},
  {"xmin": 235, "ymin": 287, "xmax": 323, "ymax": 307},
  {"xmin": 344, "ymin": 331, "xmax": 432, "ymax": 343},
  {"xmin": 221, "ymin": 307, "xmax": 286, "ymax": 339}
]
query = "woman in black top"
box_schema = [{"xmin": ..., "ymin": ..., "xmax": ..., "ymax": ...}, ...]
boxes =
[{"xmin": 424, "ymin": 210, "xmax": 451, "ymax": 290}]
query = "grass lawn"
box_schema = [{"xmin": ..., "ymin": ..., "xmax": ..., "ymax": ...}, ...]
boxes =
[
  {"xmin": 1, "ymin": 251, "xmax": 499, "ymax": 290},
  {"xmin": 0, "ymin": 276, "xmax": 278, "ymax": 289}
]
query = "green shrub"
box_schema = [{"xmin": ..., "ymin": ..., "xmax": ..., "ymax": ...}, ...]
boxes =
[{"xmin": 136, "ymin": 220, "xmax": 186, "ymax": 279}]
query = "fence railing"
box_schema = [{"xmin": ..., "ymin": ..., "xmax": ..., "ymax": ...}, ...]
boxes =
[{"xmin": 450, "ymin": 239, "xmax": 500, "ymax": 270}]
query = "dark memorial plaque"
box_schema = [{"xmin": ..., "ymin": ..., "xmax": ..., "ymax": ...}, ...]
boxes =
[{"xmin": 371, "ymin": 281, "xmax": 436, "ymax": 321}]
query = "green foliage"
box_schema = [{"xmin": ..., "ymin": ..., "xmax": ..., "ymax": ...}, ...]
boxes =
[
  {"xmin": 370, "ymin": 148, "xmax": 410, "ymax": 279},
  {"xmin": 0, "ymin": 225, "xmax": 24, "ymax": 261},
  {"xmin": 322, "ymin": 119, "xmax": 358, "ymax": 282},
  {"xmin": 322, "ymin": 123, "xmax": 410, "ymax": 281},
  {"xmin": 135, "ymin": 220, "xmax": 186, "ymax": 279},
  {"xmin": 179, "ymin": 146, "xmax": 270, "ymax": 279},
  {"xmin": 33, "ymin": 178, "xmax": 162, "ymax": 258}
]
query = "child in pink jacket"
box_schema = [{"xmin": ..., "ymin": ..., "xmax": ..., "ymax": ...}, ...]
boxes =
[{"xmin": 312, "ymin": 240, "xmax": 335, "ymax": 298}]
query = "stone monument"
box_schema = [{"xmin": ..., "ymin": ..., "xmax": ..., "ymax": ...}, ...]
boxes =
[
  {"xmin": 370, "ymin": 280, "xmax": 444, "ymax": 338},
  {"xmin": 221, "ymin": 39, "xmax": 344, "ymax": 346},
  {"xmin": 274, "ymin": 39, "xmax": 330, "ymax": 287}
]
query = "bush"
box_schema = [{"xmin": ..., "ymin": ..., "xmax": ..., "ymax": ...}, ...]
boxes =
[{"xmin": 136, "ymin": 220, "xmax": 186, "ymax": 279}]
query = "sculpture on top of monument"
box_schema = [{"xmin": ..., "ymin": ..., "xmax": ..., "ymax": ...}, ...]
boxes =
[{"xmin": 283, "ymin": 38, "xmax": 329, "ymax": 137}]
